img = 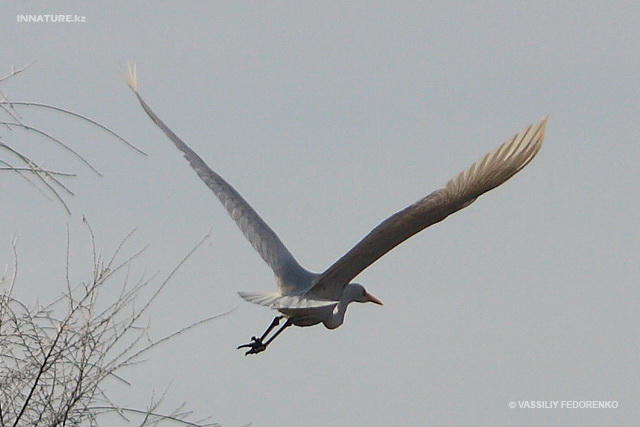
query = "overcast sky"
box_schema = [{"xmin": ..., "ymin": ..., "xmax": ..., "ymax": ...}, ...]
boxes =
[{"xmin": 3, "ymin": 2, "xmax": 639, "ymax": 426}]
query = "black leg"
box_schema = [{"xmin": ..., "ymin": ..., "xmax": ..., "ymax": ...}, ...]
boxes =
[
  {"xmin": 261, "ymin": 318, "xmax": 292, "ymax": 347},
  {"xmin": 237, "ymin": 316, "xmax": 292, "ymax": 355},
  {"xmin": 257, "ymin": 315, "xmax": 285, "ymax": 342}
]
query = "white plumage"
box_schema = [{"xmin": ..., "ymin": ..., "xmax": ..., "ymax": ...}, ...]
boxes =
[{"xmin": 123, "ymin": 63, "xmax": 547, "ymax": 354}]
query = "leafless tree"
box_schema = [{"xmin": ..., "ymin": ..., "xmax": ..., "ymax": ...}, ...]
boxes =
[{"xmin": 1, "ymin": 222, "xmax": 225, "ymax": 426}]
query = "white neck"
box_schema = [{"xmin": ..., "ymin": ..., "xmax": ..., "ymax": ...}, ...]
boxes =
[{"xmin": 323, "ymin": 296, "xmax": 352, "ymax": 330}]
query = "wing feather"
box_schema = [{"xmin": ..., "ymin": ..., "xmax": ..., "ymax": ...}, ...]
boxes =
[
  {"xmin": 123, "ymin": 64, "xmax": 309, "ymax": 290},
  {"xmin": 309, "ymin": 117, "xmax": 548, "ymax": 300}
]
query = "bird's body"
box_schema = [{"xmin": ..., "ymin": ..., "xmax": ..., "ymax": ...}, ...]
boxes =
[
  {"xmin": 124, "ymin": 64, "xmax": 547, "ymax": 354},
  {"xmin": 241, "ymin": 281, "xmax": 382, "ymax": 328}
]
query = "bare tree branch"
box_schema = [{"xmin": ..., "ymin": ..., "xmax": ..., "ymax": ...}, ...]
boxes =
[
  {"xmin": 1, "ymin": 61, "xmax": 145, "ymax": 214},
  {"xmin": 0, "ymin": 61, "xmax": 36, "ymax": 84},
  {"xmin": 2, "ymin": 102, "xmax": 145, "ymax": 155},
  {"xmin": 1, "ymin": 120, "xmax": 101, "ymax": 175},
  {"xmin": 0, "ymin": 228, "xmax": 227, "ymax": 426}
]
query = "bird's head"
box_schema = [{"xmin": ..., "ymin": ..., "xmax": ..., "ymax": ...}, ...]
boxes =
[{"xmin": 347, "ymin": 283, "xmax": 383, "ymax": 305}]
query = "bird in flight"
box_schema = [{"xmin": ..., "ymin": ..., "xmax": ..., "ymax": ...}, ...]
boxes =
[{"xmin": 123, "ymin": 64, "xmax": 547, "ymax": 355}]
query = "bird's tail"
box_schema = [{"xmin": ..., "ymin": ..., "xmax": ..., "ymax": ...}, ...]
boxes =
[{"xmin": 238, "ymin": 292, "xmax": 336, "ymax": 309}]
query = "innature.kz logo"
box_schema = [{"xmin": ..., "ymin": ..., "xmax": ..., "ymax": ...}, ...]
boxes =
[{"xmin": 17, "ymin": 14, "xmax": 86, "ymax": 23}]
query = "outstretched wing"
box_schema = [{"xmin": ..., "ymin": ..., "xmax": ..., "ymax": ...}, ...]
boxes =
[
  {"xmin": 309, "ymin": 117, "xmax": 547, "ymax": 300},
  {"xmin": 123, "ymin": 64, "xmax": 309, "ymax": 292}
]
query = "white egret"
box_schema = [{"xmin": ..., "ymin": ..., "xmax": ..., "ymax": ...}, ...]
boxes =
[{"xmin": 124, "ymin": 64, "xmax": 547, "ymax": 355}]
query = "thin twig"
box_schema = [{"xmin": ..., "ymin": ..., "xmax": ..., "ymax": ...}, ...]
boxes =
[
  {"xmin": 1, "ymin": 120, "xmax": 101, "ymax": 175},
  {"xmin": 87, "ymin": 406, "xmax": 219, "ymax": 427},
  {"xmin": 0, "ymin": 61, "xmax": 37, "ymax": 84},
  {"xmin": 0, "ymin": 167, "xmax": 75, "ymax": 176},
  {"xmin": 2, "ymin": 101, "xmax": 146, "ymax": 155},
  {"xmin": 0, "ymin": 140, "xmax": 72, "ymax": 213}
]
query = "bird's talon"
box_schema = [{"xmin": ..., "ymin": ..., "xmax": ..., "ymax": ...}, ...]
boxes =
[
  {"xmin": 245, "ymin": 345, "xmax": 266, "ymax": 355},
  {"xmin": 238, "ymin": 342, "xmax": 266, "ymax": 355},
  {"xmin": 237, "ymin": 337, "xmax": 266, "ymax": 354}
]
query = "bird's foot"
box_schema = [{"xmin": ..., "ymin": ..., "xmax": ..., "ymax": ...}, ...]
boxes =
[{"xmin": 237, "ymin": 336, "xmax": 267, "ymax": 355}]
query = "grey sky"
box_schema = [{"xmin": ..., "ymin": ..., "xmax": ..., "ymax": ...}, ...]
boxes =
[{"xmin": 3, "ymin": 2, "xmax": 639, "ymax": 426}]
